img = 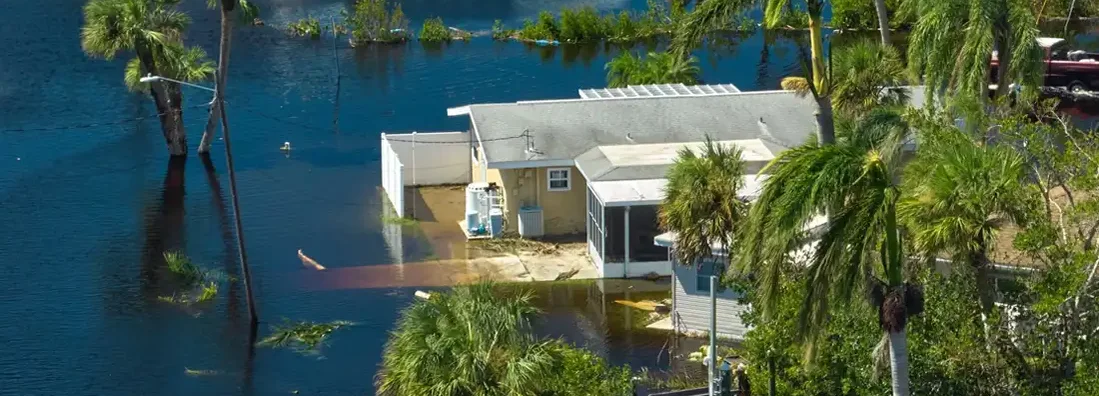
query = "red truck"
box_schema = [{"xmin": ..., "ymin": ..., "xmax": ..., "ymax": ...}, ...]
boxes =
[{"xmin": 992, "ymin": 37, "xmax": 1099, "ymax": 93}]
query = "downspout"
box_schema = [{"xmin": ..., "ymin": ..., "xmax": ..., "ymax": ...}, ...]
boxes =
[{"xmin": 624, "ymin": 206, "xmax": 631, "ymax": 279}]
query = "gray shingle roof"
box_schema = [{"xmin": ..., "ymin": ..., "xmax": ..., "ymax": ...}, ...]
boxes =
[{"xmin": 468, "ymin": 90, "xmax": 820, "ymax": 165}]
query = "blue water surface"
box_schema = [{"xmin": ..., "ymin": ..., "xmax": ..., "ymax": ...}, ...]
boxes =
[{"xmin": 0, "ymin": 0, "xmax": 821, "ymax": 394}]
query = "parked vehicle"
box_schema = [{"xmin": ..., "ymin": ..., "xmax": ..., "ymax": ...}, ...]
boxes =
[{"xmin": 992, "ymin": 37, "xmax": 1099, "ymax": 93}]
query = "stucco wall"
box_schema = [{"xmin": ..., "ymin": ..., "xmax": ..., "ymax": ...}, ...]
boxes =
[
  {"xmin": 538, "ymin": 166, "xmax": 587, "ymax": 235},
  {"xmin": 487, "ymin": 166, "xmax": 587, "ymax": 237},
  {"xmin": 672, "ymin": 258, "xmax": 750, "ymax": 340}
]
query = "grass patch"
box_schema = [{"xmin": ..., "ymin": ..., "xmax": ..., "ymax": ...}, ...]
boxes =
[
  {"xmin": 259, "ymin": 320, "xmax": 354, "ymax": 351},
  {"xmin": 473, "ymin": 238, "xmax": 560, "ymax": 255},
  {"xmin": 165, "ymin": 251, "xmax": 203, "ymax": 285},
  {"xmin": 158, "ymin": 251, "xmax": 227, "ymax": 306},
  {"xmin": 196, "ymin": 282, "xmax": 219, "ymax": 302}
]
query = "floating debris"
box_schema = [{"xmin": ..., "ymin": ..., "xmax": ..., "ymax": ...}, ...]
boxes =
[
  {"xmin": 258, "ymin": 320, "xmax": 354, "ymax": 351},
  {"xmin": 280, "ymin": 141, "xmax": 292, "ymax": 151},
  {"xmin": 184, "ymin": 367, "xmax": 222, "ymax": 377},
  {"xmin": 414, "ymin": 290, "xmax": 432, "ymax": 300},
  {"xmin": 298, "ymin": 249, "xmax": 326, "ymax": 271}
]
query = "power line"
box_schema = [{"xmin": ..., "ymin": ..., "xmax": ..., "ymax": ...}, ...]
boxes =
[{"xmin": 0, "ymin": 104, "xmax": 211, "ymax": 133}]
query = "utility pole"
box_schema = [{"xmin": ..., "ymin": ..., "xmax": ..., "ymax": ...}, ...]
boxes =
[
  {"xmin": 709, "ymin": 275, "xmax": 717, "ymax": 396},
  {"xmin": 219, "ymin": 93, "xmax": 258, "ymax": 329}
]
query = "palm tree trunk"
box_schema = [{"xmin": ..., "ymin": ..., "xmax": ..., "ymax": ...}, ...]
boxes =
[
  {"xmin": 814, "ymin": 94, "xmax": 836, "ymax": 145},
  {"xmin": 200, "ymin": 2, "xmax": 233, "ymax": 154},
  {"xmin": 873, "ymin": 0, "xmax": 891, "ymax": 45},
  {"xmin": 994, "ymin": 32, "xmax": 1012, "ymax": 99},
  {"xmin": 165, "ymin": 83, "xmax": 188, "ymax": 156},
  {"xmin": 887, "ymin": 329, "xmax": 911, "ymax": 396},
  {"xmin": 807, "ymin": 13, "xmax": 827, "ymax": 92},
  {"xmin": 137, "ymin": 47, "xmax": 187, "ymax": 157}
]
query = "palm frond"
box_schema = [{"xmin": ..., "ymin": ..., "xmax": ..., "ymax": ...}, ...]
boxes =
[
  {"xmin": 670, "ymin": 0, "xmax": 756, "ymax": 57},
  {"xmin": 780, "ymin": 76, "xmax": 811, "ymax": 97}
]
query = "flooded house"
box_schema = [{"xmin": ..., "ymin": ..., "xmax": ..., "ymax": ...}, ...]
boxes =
[{"xmin": 381, "ymin": 83, "xmax": 826, "ymax": 279}]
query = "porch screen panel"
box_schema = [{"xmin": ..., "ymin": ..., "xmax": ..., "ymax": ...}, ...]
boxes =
[
  {"xmin": 629, "ymin": 205, "xmax": 667, "ymax": 262},
  {"xmin": 587, "ymin": 188, "xmax": 605, "ymax": 260},
  {"xmin": 605, "ymin": 207, "xmax": 625, "ymax": 262}
]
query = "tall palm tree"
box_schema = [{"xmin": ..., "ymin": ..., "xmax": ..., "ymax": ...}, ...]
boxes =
[
  {"xmin": 604, "ymin": 51, "xmax": 700, "ymax": 88},
  {"xmin": 740, "ymin": 109, "xmax": 920, "ymax": 396},
  {"xmin": 673, "ymin": 0, "xmax": 837, "ymax": 143},
  {"xmin": 376, "ymin": 283, "xmax": 557, "ymax": 396},
  {"xmin": 873, "ymin": 0, "xmax": 891, "ymax": 44},
  {"xmin": 904, "ymin": 0, "xmax": 1043, "ymax": 103},
  {"xmin": 198, "ymin": 0, "xmax": 259, "ymax": 155},
  {"xmin": 781, "ymin": 40, "xmax": 910, "ymax": 118},
  {"xmin": 659, "ymin": 139, "xmax": 748, "ymax": 266},
  {"xmin": 899, "ymin": 119, "xmax": 1036, "ymax": 318},
  {"xmin": 82, "ymin": 0, "xmax": 194, "ymax": 156}
]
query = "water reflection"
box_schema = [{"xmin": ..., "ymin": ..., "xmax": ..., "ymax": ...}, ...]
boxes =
[{"xmin": 138, "ymin": 156, "xmax": 188, "ymax": 300}]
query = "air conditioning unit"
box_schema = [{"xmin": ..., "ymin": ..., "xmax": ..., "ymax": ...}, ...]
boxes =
[{"xmin": 518, "ymin": 206, "xmax": 544, "ymax": 237}]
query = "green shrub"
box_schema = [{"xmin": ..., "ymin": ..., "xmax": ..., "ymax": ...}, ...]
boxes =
[
  {"xmin": 418, "ymin": 17, "xmax": 450, "ymax": 42},
  {"xmin": 491, "ymin": 19, "xmax": 516, "ymax": 40},
  {"xmin": 345, "ymin": 0, "xmax": 409, "ymax": 45},
  {"xmin": 830, "ymin": 0, "xmax": 910, "ymax": 29},
  {"xmin": 558, "ymin": 6, "xmax": 607, "ymax": 42},
  {"xmin": 288, "ymin": 17, "xmax": 322, "ymax": 39},
  {"xmin": 773, "ymin": 7, "xmax": 810, "ymax": 28},
  {"xmin": 518, "ymin": 11, "xmax": 560, "ymax": 41}
]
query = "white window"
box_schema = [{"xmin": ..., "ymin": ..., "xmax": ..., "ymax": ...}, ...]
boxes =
[{"xmin": 547, "ymin": 168, "xmax": 571, "ymax": 191}]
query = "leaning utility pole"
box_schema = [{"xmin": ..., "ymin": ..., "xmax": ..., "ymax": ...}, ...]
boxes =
[{"xmin": 219, "ymin": 89, "xmax": 258, "ymax": 328}]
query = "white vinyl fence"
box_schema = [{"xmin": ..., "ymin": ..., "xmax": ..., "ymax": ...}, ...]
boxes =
[{"xmin": 380, "ymin": 131, "xmax": 472, "ymax": 217}]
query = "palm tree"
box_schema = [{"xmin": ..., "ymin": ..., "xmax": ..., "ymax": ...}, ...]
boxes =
[
  {"xmin": 740, "ymin": 109, "xmax": 920, "ymax": 396},
  {"xmin": 899, "ymin": 118, "xmax": 1036, "ymax": 318},
  {"xmin": 376, "ymin": 283, "xmax": 557, "ymax": 395},
  {"xmin": 904, "ymin": 0, "xmax": 1043, "ymax": 103},
  {"xmin": 198, "ymin": 0, "xmax": 259, "ymax": 155},
  {"xmin": 659, "ymin": 139, "xmax": 749, "ymax": 266},
  {"xmin": 604, "ymin": 51, "xmax": 700, "ymax": 88},
  {"xmin": 605, "ymin": 51, "xmax": 644, "ymax": 88},
  {"xmin": 781, "ymin": 40, "xmax": 910, "ymax": 117},
  {"xmin": 873, "ymin": 0, "xmax": 891, "ymax": 44},
  {"xmin": 644, "ymin": 51, "xmax": 702, "ymax": 85},
  {"xmin": 673, "ymin": 0, "xmax": 837, "ymax": 143},
  {"xmin": 82, "ymin": 0, "xmax": 195, "ymax": 156}
]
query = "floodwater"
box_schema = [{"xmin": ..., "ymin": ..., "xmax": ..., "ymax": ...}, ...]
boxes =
[{"xmin": 2, "ymin": 0, "xmax": 1098, "ymax": 393}]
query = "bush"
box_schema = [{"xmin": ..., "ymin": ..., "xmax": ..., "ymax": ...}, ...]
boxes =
[
  {"xmin": 418, "ymin": 17, "xmax": 450, "ymax": 42},
  {"xmin": 558, "ymin": 6, "xmax": 607, "ymax": 42},
  {"xmin": 830, "ymin": 0, "xmax": 910, "ymax": 29},
  {"xmin": 518, "ymin": 11, "xmax": 560, "ymax": 41},
  {"xmin": 345, "ymin": 0, "xmax": 409, "ymax": 45},
  {"xmin": 491, "ymin": 19, "xmax": 515, "ymax": 40},
  {"xmin": 288, "ymin": 17, "xmax": 322, "ymax": 39}
]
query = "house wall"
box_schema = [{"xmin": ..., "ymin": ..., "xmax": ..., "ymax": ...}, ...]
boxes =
[
  {"xmin": 672, "ymin": 260, "xmax": 750, "ymax": 340},
  {"xmin": 539, "ymin": 166, "xmax": 587, "ymax": 235},
  {"xmin": 490, "ymin": 166, "xmax": 587, "ymax": 237}
]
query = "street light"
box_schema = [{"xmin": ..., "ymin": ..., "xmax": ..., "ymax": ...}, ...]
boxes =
[
  {"xmin": 143, "ymin": 73, "xmax": 258, "ymax": 329},
  {"xmin": 140, "ymin": 73, "xmax": 217, "ymax": 93}
]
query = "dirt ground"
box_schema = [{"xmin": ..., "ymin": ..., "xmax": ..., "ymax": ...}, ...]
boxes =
[{"xmin": 401, "ymin": 186, "xmax": 600, "ymax": 283}]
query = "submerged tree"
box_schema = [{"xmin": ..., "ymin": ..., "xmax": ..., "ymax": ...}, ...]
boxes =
[
  {"xmin": 740, "ymin": 109, "xmax": 920, "ymax": 396},
  {"xmin": 82, "ymin": 0, "xmax": 207, "ymax": 156},
  {"xmin": 658, "ymin": 139, "xmax": 748, "ymax": 267},
  {"xmin": 604, "ymin": 51, "xmax": 700, "ymax": 88},
  {"xmin": 198, "ymin": 0, "xmax": 260, "ymax": 155}
]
